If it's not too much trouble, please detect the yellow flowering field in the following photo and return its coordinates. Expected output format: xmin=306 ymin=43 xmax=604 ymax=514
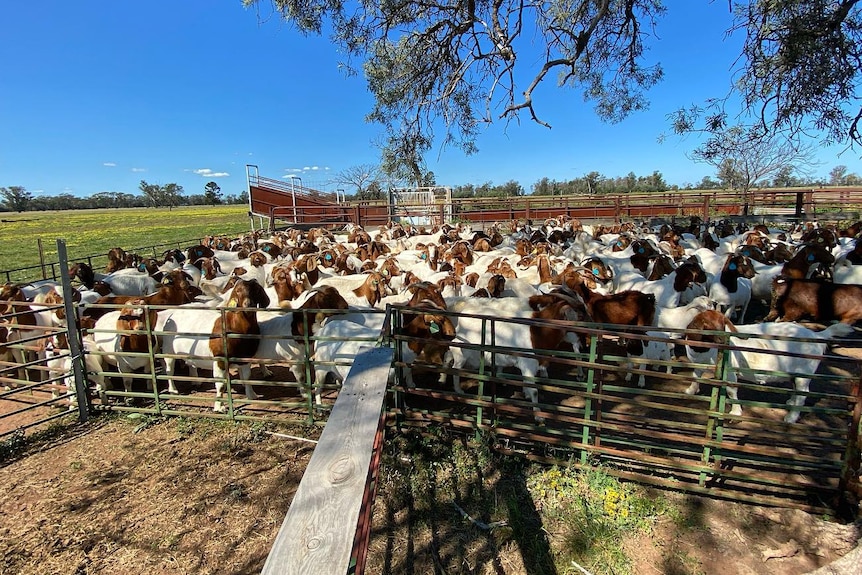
xmin=0 ymin=205 xmax=251 ymax=281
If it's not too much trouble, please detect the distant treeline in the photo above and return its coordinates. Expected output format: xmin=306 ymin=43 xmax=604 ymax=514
xmin=0 ymin=182 xmax=248 ymax=213
xmin=4 ymin=165 xmax=861 ymax=211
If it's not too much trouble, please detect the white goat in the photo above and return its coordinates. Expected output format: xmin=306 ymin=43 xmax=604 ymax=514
xmin=44 ymin=333 xmax=105 ymax=409
xmin=684 ymin=311 xmax=854 ymax=423
xmin=653 ymin=295 xmax=714 ymax=335
xmin=622 ymin=331 xmax=674 ymax=388
xmin=89 ymin=306 xmax=159 ymax=395
xmin=101 ymin=269 xmax=159 ymax=296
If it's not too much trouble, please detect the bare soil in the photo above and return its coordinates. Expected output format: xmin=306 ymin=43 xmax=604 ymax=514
xmin=1 ymin=415 xmax=859 ymax=575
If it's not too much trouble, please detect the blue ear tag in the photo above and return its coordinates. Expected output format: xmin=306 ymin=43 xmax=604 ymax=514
xmin=325 ymin=253 xmax=332 ymax=260
xmin=729 ymin=262 xmax=737 ymax=270
xmin=421 ymin=253 xmax=427 ymax=260
xmin=592 ymin=268 xmax=600 ymax=276
xmin=616 ymin=240 xmax=623 ymax=247
xmin=263 ymin=245 xmax=271 ymax=252
xmin=638 ymin=247 xmax=645 ymax=254
xmin=429 ymin=322 xmax=440 ymax=334
xmin=196 ymin=250 xmax=202 ymax=256
xmin=138 ymin=263 xmax=146 ymax=272
xmin=807 ymin=253 xmax=815 ymax=262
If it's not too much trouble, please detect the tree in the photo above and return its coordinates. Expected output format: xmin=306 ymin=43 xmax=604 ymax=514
xmin=139 ymin=180 xmax=185 ymax=209
xmin=637 ymin=171 xmax=668 ymax=192
xmin=772 ymin=165 xmax=802 ymax=188
xmin=830 ymin=165 xmax=862 ymax=186
xmin=695 ymin=176 xmax=721 ymax=190
xmin=0 ymin=186 xmax=33 ymax=212
xmin=830 ymin=165 xmax=849 ymax=185
xmin=139 ymin=180 xmax=161 ymax=207
xmin=672 ymin=2 xmax=862 ymax=151
xmin=162 ymin=183 xmax=184 ymax=210
xmin=583 ymin=172 xmax=604 ymax=195
xmin=247 ymin=0 xmax=665 ymax=178
xmin=690 ymin=125 xmax=818 ymax=192
xmin=249 ymin=0 xmax=861 ymax=178
xmin=204 ymin=181 xmax=222 ymax=205
xmin=331 ymin=164 xmax=383 ymax=197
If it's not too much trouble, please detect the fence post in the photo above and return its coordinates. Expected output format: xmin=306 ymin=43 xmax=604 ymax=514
xmin=57 ymin=239 xmax=89 ymax=422
xmin=580 ymin=331 xmax=600 ymax=465
xmin=699 ymin=345 xmax=730 ymax=487
xmin=839 ymin=374 xmax=862 ymax=506
xmin=38 ymin=239 xmax=47 ymax=280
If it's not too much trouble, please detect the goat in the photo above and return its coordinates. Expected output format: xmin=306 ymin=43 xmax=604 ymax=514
xmin=653 ymin=295 xmax=714 ymax=335
xmin=622 ymin=330 xmax=675 ymax=388
xmin=89 ymin=302 xmax=161 ymax=397
xmin=0 ymin=283 xmax=52 ymax=383
xmin=315 ymin=271 xmax=391 ymax=307
xmin=312 ymin=300 xmax=456 ymax=404
xmin=764 ymin=276 xmax=862 ymax=324
xmin=750 ymin=243 xmax=836 ymax=303
xmin=158 ymin=279 xmax=271 ymax=411
xmin=82 ymin=270 xmax=202 ymax=322
xmin=707 ymin=253 xmax=756 ymax=322
xmin=683 ymin=310 xmax=854 ymax=422
xmin=447 ymin=292 xmax=588 ymax=422
xmin=44 ymin=331 xmax=106 ymax=409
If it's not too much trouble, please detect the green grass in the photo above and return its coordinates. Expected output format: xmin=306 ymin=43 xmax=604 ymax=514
xmin=377 ymin=427 xmax=672 ymax=575
xmin=526 ymin=464 xmax=667 ymax=574
xmin=0 ymin=205 xmax=252 ymax=281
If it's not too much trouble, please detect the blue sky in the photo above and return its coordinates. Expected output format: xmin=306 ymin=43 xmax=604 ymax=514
xmin=1 ymin=1 xmax=856 ymax=199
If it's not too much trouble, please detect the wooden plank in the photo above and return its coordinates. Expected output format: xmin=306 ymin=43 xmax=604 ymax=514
xmin=261 ymin=346 xmax=393 ymax=575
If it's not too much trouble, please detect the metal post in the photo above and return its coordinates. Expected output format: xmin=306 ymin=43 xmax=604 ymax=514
xmin=38 ymin=239 xmax=47 ymax=280
xmin=246 ymin=164 xmax=258 ymax=232
xmin=57 ymin=239 xmax=89 ymax=422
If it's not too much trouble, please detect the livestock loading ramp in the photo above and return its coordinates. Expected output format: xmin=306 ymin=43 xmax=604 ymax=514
xmin=247 ymin=165 xmax=352 ymax=231
xmin=247 ymin=165 xmax=455 ymax=231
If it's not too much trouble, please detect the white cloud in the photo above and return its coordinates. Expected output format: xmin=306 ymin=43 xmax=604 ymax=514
xmin=283 ymin=166 xmax=330 ymax=177
xmin=194 ymin=168 xmax=230 ymax=178
xmin=103 ymin=162 xmax=116 ymax=167
xmin=131 ymin=167 xmax=146 ymax=173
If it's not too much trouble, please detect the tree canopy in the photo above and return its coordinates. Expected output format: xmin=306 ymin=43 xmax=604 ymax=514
xmin=204 ymin=181 xmax=223 ymax=205
xmin=246 ymin=0 xmax=861 ymax=182
xmin=0 ymin=186 xmax=33 ymax=212
xmin=689 ymin=125 xmax=818 ymax=192
xmin=139 ymin=181 xmax=185 ymax=210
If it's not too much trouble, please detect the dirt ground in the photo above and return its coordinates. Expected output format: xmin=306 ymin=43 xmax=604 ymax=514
xmin=1 ymin=415 xmax=860 ymax=575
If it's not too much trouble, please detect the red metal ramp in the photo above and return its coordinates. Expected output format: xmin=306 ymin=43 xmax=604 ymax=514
xmin=247 ymin=165 xmax=353 ymax=229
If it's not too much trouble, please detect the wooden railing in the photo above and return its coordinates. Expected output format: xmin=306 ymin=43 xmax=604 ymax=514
xmin=260 ymin=347 xmax=393 ymax=575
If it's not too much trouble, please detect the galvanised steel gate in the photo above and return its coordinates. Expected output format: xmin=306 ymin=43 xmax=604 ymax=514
xmin=1 ymin=241 xmax=88 ymax=441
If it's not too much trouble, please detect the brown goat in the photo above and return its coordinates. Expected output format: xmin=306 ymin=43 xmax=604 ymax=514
xmin=764 ymin=276 xmax=862 ymax=324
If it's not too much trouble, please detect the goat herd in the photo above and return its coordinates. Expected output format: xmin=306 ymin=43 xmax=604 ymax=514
xmin=2 ymin=217 xmax=862 ymax=425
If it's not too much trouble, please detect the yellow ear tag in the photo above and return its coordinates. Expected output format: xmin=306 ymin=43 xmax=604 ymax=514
xmin=227 ymin=298 xmax=238 ymax=307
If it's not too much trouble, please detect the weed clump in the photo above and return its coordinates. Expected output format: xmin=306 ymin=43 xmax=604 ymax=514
xmin=527 ymin=464 xmax=667 ymax=574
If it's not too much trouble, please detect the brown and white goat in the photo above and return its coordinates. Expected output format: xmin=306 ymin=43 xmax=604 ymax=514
xmin=764 ymin=276 xmax=862 ymax=324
